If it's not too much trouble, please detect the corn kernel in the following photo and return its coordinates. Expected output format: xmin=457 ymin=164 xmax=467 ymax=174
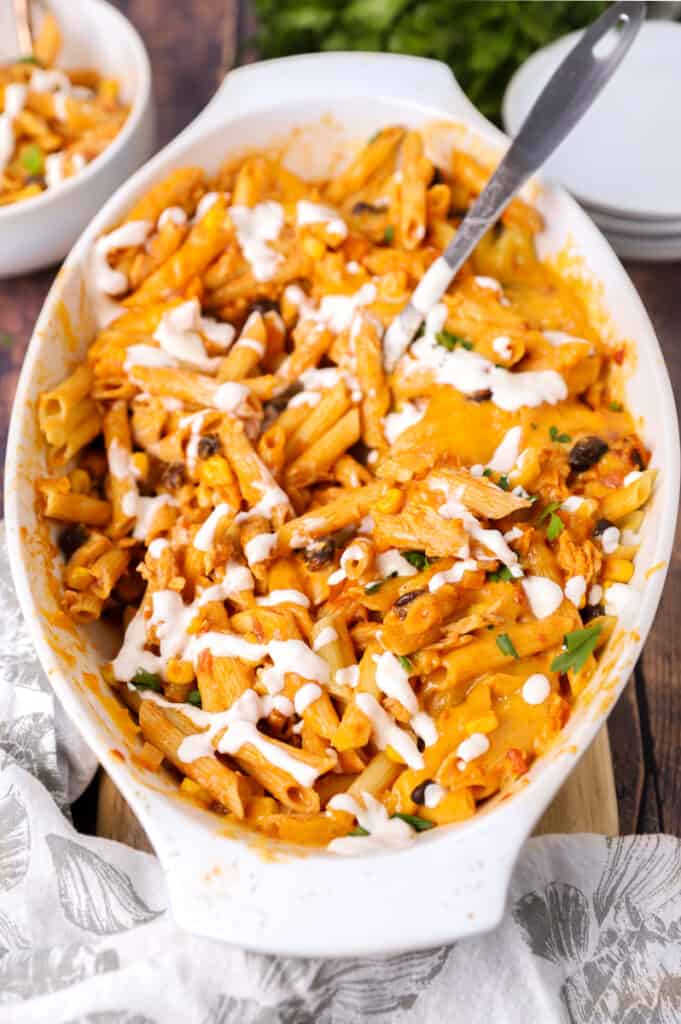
xmin=166 ymin=658 xmax=195 ymax=684
xmin=199 ymin=455 xmax=231 ymax=487
xmin=603 ymin=557 xmax=634 ymax=583
xmin=466 ymin=713 xmax=499 ymax=736
xmin=302 ymin=235 xmax=325 ymax=260
xmin=180 ymin=778 xmax=212 ymax=804
xmin=374 ymin=487 xmax=403 ymax=515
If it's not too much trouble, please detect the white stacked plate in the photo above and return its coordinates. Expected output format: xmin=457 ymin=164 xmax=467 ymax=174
xmin=503 ymin=21 xmax=681 ymax=261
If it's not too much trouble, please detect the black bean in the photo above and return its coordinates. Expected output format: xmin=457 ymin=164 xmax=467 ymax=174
xmin=593 ymin=518 xmax=614 ymax=538
xmin=631 ymin=449 xmax=644 ymax=470
xmin=411 ymin=779 xmax=434 ymax=805
xmin=351 ymin=200 xmax=384 ymax=216
xmin=197 ymin=434 xmax=221 ymax=459
xmin=302 ymin=539 xmax=337 ymax=570
xmin=393 ymin=589 xmax=426 ymax=619
xmin=57 ymin=523 xmax=89 ymax=560
xmin=568 ymin=436 xmax=608 ymax=473
xmin=162 ymin=462 xmax=186 ymax=489
xmin=250 ymin=298 xmax=279 ymax=316
xmin=581 ymin=603 xmax=604 ymax=624
xmin=469 ymin=389 xmax=492 ymax=403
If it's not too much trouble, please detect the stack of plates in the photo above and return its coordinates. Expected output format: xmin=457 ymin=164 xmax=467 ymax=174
xmin=503 ymin=21 xmax=681 ymax=261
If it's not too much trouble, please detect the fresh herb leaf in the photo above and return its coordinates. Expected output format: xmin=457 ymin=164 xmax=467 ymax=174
xmin=364 ymin=571 xmax=398 ymax=595
xmin=391 ymin=812 xmax=435 ymax=832
xmin=549 ymin=425 xmax=571 ymax=444
xmin=435 ymin=329 xmax=472 ymax=351
xmin=496 ymin=633 xmax=519 ymax=659
xmin=0 ymin=332 xmax=14 ymax=348
xmin=498 ymin=474 xmax=510 ymax=491
xmin=487 ymin=566 xmax=513 ymax=583
xmin=482 ymin=468 xmax=493 ymax=478
xmin=537 ymin=500 xmax=561 ymax=525
xmin=131 ymin=668 xmax=162 ymax=691
xmin=398 ymin=654 xmax=413 ymax=673
xmin=17 ymin=54 xmax=40 ymax=65
xmin=20 ymin=143 xmax=43 ymax=176
xmin=550 ymin=624 xmax=602 ymax=674
xmin=187 ymin=688 xmax=202 ymax=706
xmin=254 ymin=1 xmax=608 ymax=126
xmin=401 ymin=550 xmax=433 ymax=571
xmin=609 ymin=400 xmax=623 ymax=412
xmin=546 ymin=512 xmax=565 ymax=541
xmin=383 ymin=224 xmax=395 ymax=244
xmin=414 ymin=322 xmax=426 ymax=340
xmin=349 ymin=826 xmax=369 ymax=836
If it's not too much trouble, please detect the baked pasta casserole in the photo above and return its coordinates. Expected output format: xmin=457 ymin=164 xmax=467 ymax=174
xmin=36 ymin=126 xmax=654 ymax=851
xmin=0 ymin=13 xmax=129 ymax=205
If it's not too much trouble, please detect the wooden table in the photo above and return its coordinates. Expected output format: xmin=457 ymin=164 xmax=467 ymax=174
xmin=0 ymin=1 xmax=678 ymax=838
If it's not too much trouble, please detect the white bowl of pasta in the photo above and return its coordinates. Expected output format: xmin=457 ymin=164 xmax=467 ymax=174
xmin=5 ymin=52 xmax=679 ymax=956
xmin=0 ymin=0 xmax=154 ymax=276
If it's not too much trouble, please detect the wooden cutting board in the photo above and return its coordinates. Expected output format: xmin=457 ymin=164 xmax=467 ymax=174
xmin=96 ymin=725 xmax=618 ymax=852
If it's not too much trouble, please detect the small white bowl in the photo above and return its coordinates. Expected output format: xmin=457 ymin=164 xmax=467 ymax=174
xmin=0 ymin=0 xmax=155 ymax=278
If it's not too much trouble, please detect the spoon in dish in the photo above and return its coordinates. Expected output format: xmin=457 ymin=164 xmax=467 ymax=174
xmin=382 ymin=0 xmax=646 ymax=370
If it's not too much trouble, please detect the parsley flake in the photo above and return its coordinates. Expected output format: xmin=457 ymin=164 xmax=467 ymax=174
xmin=364 ymin=571 xmax=398 ymax=595
xmin=401 ymin=550 xmax=433 ymax=571
xmin=435 ymin=329 xmax=473 ymax=351
xmin=549 ymin=425 xmax=572 ymax=444
xmin=187 ymin=689 xmax=202 ymax=706
xmin=487 ymin=566 xmax=513 ymax=583
xmin=550 ymin=624 xmax=602 ymax=674
xmin=391 ymin=812 xmax=434 ymax=831
xmin=609 ymin=400 xmax=624 ymax=412
xmin=496 ymin=633 xmax=519 ymax=659
xmin=398 ymin=654 xmax=414 ymax=673
xmin=349 ymin=826 xmax=369 ymax=836
xmin=383 ymin=225 xmax=395 ymax=244
xmin=21 ymin=143 xmax=44 ymax=176
xmin=498 ymin=474 xmax=511 ymax=491
xmin=131 ymin=668 xmax=162 ymax=691
xmin=546 ymin=512 xmax=565 ymax=541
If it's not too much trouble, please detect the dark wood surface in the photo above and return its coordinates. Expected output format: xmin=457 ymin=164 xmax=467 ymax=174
xmin=3 ymin=2 xmax=679 ymax=836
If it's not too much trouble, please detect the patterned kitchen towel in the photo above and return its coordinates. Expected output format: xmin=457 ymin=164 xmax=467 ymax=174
xmin=2 ymin=524 xmax=681 ymax=1024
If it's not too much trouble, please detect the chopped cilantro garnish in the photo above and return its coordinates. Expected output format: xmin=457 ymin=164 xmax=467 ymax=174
xmin=482 ymin=468 xmax=493 ymax=478
xmin=609 ymin=400 xmax=623 ymax=412
xmin=21 ymin=143 xmax=44 ymax=176
xmin=435 ymin=329 xmax=472 ymax=351
xmin=383 ymin=224 xmax=395 ymax=244
xmin=391 ymin=812 xmax=435 ymax=831
xmin=487 ymin=566 xmax=513 ymax=583
xmin=364 ymin=571 xmax=398 ymax=595
xmin=398 ymin=654 xmax=414 ymax=673
xmin=401 ymin=550 xmax=433 ymax=571
xmin=496 ymin=633 xmax=519 ymax=659
xmin=131 ymin=668 xmax=162 ymax=691
xmin=349 ymin=826 xmax=369 ymax=836
xmin=550 ymin=624 xmax=602 ymax=674
xmin=498 ymin=474 xmax=510 ymax=491
xmin=187 ymin=689 xmax=202 ymax=706
xmin=537 ymin=500 xmax=561 ymax=524
xmin=549 ymin=425 xmax=571 ymax=444
xmin=546 ymin=512 xmax=565 ymax=541
xmin=17 ymin=54 xmax=40 ymax=65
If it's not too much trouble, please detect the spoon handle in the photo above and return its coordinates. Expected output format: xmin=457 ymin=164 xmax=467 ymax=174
xmin=383 ymin=0 xmax=646 ymax=370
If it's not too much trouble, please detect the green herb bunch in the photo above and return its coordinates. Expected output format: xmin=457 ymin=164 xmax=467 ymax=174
xmin=253 ymin=1 xmax=608 ymax=123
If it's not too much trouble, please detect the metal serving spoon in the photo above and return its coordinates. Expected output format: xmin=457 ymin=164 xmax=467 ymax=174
xmin=382 ymin=0 xmax=646 ymax=370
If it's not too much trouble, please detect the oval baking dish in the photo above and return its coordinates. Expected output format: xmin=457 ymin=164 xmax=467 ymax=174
xmin=5 ymin=53 xmax=679 ymax=956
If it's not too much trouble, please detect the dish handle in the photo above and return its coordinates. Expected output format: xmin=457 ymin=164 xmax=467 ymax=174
xmin=192 ymin=51 xmax=502 ymax=139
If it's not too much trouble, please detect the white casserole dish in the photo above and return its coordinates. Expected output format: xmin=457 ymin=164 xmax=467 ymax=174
xmin=5 ymin=53 xmax=679 ymax=957
xmin=0 ymin=0 xmax=155 ymax=277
